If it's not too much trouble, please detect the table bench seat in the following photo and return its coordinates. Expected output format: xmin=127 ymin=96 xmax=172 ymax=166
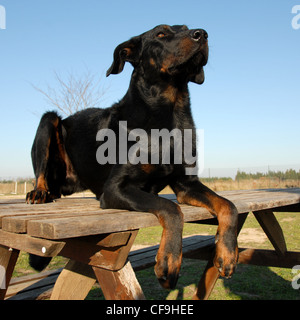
xmin=5 ymin=235 xmax=215 ymax=300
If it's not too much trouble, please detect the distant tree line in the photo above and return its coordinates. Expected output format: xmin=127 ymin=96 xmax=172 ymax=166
xmin=201 ymin=169 xmax=300 ymax=182
xmin=235 ymin=169 xmax=300 ymax=180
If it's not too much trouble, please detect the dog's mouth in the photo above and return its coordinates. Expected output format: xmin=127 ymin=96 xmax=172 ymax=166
xmin=192 ymin=50 xmax=208 ymax=68
xmin=179 ymin=31 xmax=209 ymax=69
xmin=165 ymin=39 xmax=208 ymax=76
xmin=183 ymin=44 xmax=208 ymax=84
xmin=190 ymin=39 xmax=209 ymax=66
xmin=167 ymin=46 xmax=208 ymax=80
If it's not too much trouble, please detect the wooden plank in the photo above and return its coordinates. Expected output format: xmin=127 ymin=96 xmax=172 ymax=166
xmin=50 ymin=260 xmax=96 ymax=300
xmin=1 ymin=188 xmax=300 ymax=211
xmin=220 ymin=189 xmax=300 ymax=209
xmin=93 ymin=231 xmax=133 ymax=247
xmin=0 ymin=198 xmax=98 ymax=212
xmin=27 ymin=211 xmax=159 ymax=239
xmin=26 ymin=205 xmax=216 ymax=239
xmin=0 ymin=204 xmax=99 ymax=216
xmin=93 ymin=261 xmax=145 ymax=300
xmin=238 ymin=248 xmax=300 ymax=268
xmin=24 ymin=202 xmax=250 ymax=240
xmin=0 ymin=205 xmax=106 ymax=229
xmin=8 ymin=284 xmax=54 ymax=300
xmin=8 ymin=268 xmax=62 ymax=287
xmin=129 ymin=235 xmax=215 ymax=271
xmin=0 ymin=198 xmax=100 ymax=223
xmin=0 ymin=199 xmax=25 ymax=205
xmin=1 ymin=209 xmax=127 ymax=233
xmin=181 ymin=245 xmax=300 ymax=269
xmin=0 ymin=230 xmax=65 ymax=257
xmin=60 ymin=230 xmax=138 ymax=270
xmin=273 ymin=203 xmax=300 ymax=212
xmin=54 ymin=196 xmax=97 ymax=202
xmin=5 ymin=269 xmax=62 ymax=300
xmin=221 ymin=188 xmax=300 ymax=197
xmin=20 ymin=201 xmax=276 ymax=239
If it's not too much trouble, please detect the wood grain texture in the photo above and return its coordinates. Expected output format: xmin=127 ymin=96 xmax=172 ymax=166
xmin=1 ymin=189 xmax=300 ymax=239
xmin=50 ymin=260 xmax=96 ymax=300
xmin=0 ymin=230 xmax=65 ymax=257
xmin=93 ymin=261 xmax=145 ymax=300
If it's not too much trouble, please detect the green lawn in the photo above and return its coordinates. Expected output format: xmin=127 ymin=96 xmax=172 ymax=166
xmin=12 ymin=211 xmax=300 ymax=300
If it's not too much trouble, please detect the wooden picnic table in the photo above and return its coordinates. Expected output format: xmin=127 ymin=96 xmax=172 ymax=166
xmin=0 ymin=188 xmax=300 ymax=300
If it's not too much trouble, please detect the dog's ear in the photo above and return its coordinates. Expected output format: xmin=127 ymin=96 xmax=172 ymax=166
xmin=189 ymin=67 xmax=205 ymax=85
xmin=106 ymin=36 xmax=141 ymax=76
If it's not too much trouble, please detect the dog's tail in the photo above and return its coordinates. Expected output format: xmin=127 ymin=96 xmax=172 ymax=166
xmin=29 ymin=254 xmax=52 ymax=271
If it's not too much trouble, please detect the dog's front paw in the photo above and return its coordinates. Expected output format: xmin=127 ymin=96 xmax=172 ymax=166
xmin=154 ymin=249 xmax=182 ymax=290
xmin=26 ymin=189 xmax=49 ymax=204
xmin=213 ymin=233 xmax=238 ymax=278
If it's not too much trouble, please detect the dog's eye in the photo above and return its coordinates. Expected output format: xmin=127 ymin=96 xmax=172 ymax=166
xmin=157 ymin=32 xmax=166 ymax=38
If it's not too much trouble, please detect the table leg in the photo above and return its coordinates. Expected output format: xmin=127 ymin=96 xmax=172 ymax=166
xmin=93 ymin=260 xmax=145 ymax=300
xmin=50 ymin=260 xmax=96 ymax=300
xmin=0 ymin=245 xmax=19 ymax=300
xmin=193 ymin=213 xmax=248 ymax=300
xmin=192 ymin=259 xmax=219 ymax=300
xmin=51 ymin=230 xmax=142 ymax=300
xmin=253 ymin=210 xmax=287 ymax=256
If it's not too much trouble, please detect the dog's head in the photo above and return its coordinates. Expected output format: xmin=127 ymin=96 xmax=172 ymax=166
xmin=106 ymin=24 xmax=208 ymax=85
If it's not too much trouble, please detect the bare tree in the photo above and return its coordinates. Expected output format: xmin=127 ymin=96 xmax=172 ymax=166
xmin=33 ymin=69 xmax=108 ymax=117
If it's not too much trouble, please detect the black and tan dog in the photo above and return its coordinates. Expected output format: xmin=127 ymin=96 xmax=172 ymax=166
xmin=27 ymin=25 xmax=238 ymax=289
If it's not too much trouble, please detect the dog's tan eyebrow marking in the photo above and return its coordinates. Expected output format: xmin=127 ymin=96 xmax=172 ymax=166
xmin=149 ymin=58 xmax=156 ymax=66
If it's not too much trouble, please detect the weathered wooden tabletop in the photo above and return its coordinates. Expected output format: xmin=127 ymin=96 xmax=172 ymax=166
xmin=0 ymin=188 xmax=300 ymax=240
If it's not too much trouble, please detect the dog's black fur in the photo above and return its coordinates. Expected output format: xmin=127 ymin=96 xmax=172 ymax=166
xmin=27 ymin=25 xmax=238 ymax=289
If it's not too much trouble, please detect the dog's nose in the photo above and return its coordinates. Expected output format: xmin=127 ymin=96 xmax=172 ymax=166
xmin=191 ymin=29 xmax=208 ymax=42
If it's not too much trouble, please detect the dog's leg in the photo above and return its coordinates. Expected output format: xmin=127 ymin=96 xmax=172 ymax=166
xmin=172 ymin=177 xmax=238 ymax=278
xmin=26 ymin=112 xmax=63 ymax=204
xmin=100 ymin=173 xmax=184 ymax=290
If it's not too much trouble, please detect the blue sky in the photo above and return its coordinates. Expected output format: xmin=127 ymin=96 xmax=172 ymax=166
xmin=0 ymin=0 xmax=300 ymax=179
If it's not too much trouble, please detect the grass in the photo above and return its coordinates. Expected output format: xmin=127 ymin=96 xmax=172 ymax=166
xmin=11 ymin=211 xmax=300 ymax=300
xmin=127 ymin=212 xmax=300 ymax=300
